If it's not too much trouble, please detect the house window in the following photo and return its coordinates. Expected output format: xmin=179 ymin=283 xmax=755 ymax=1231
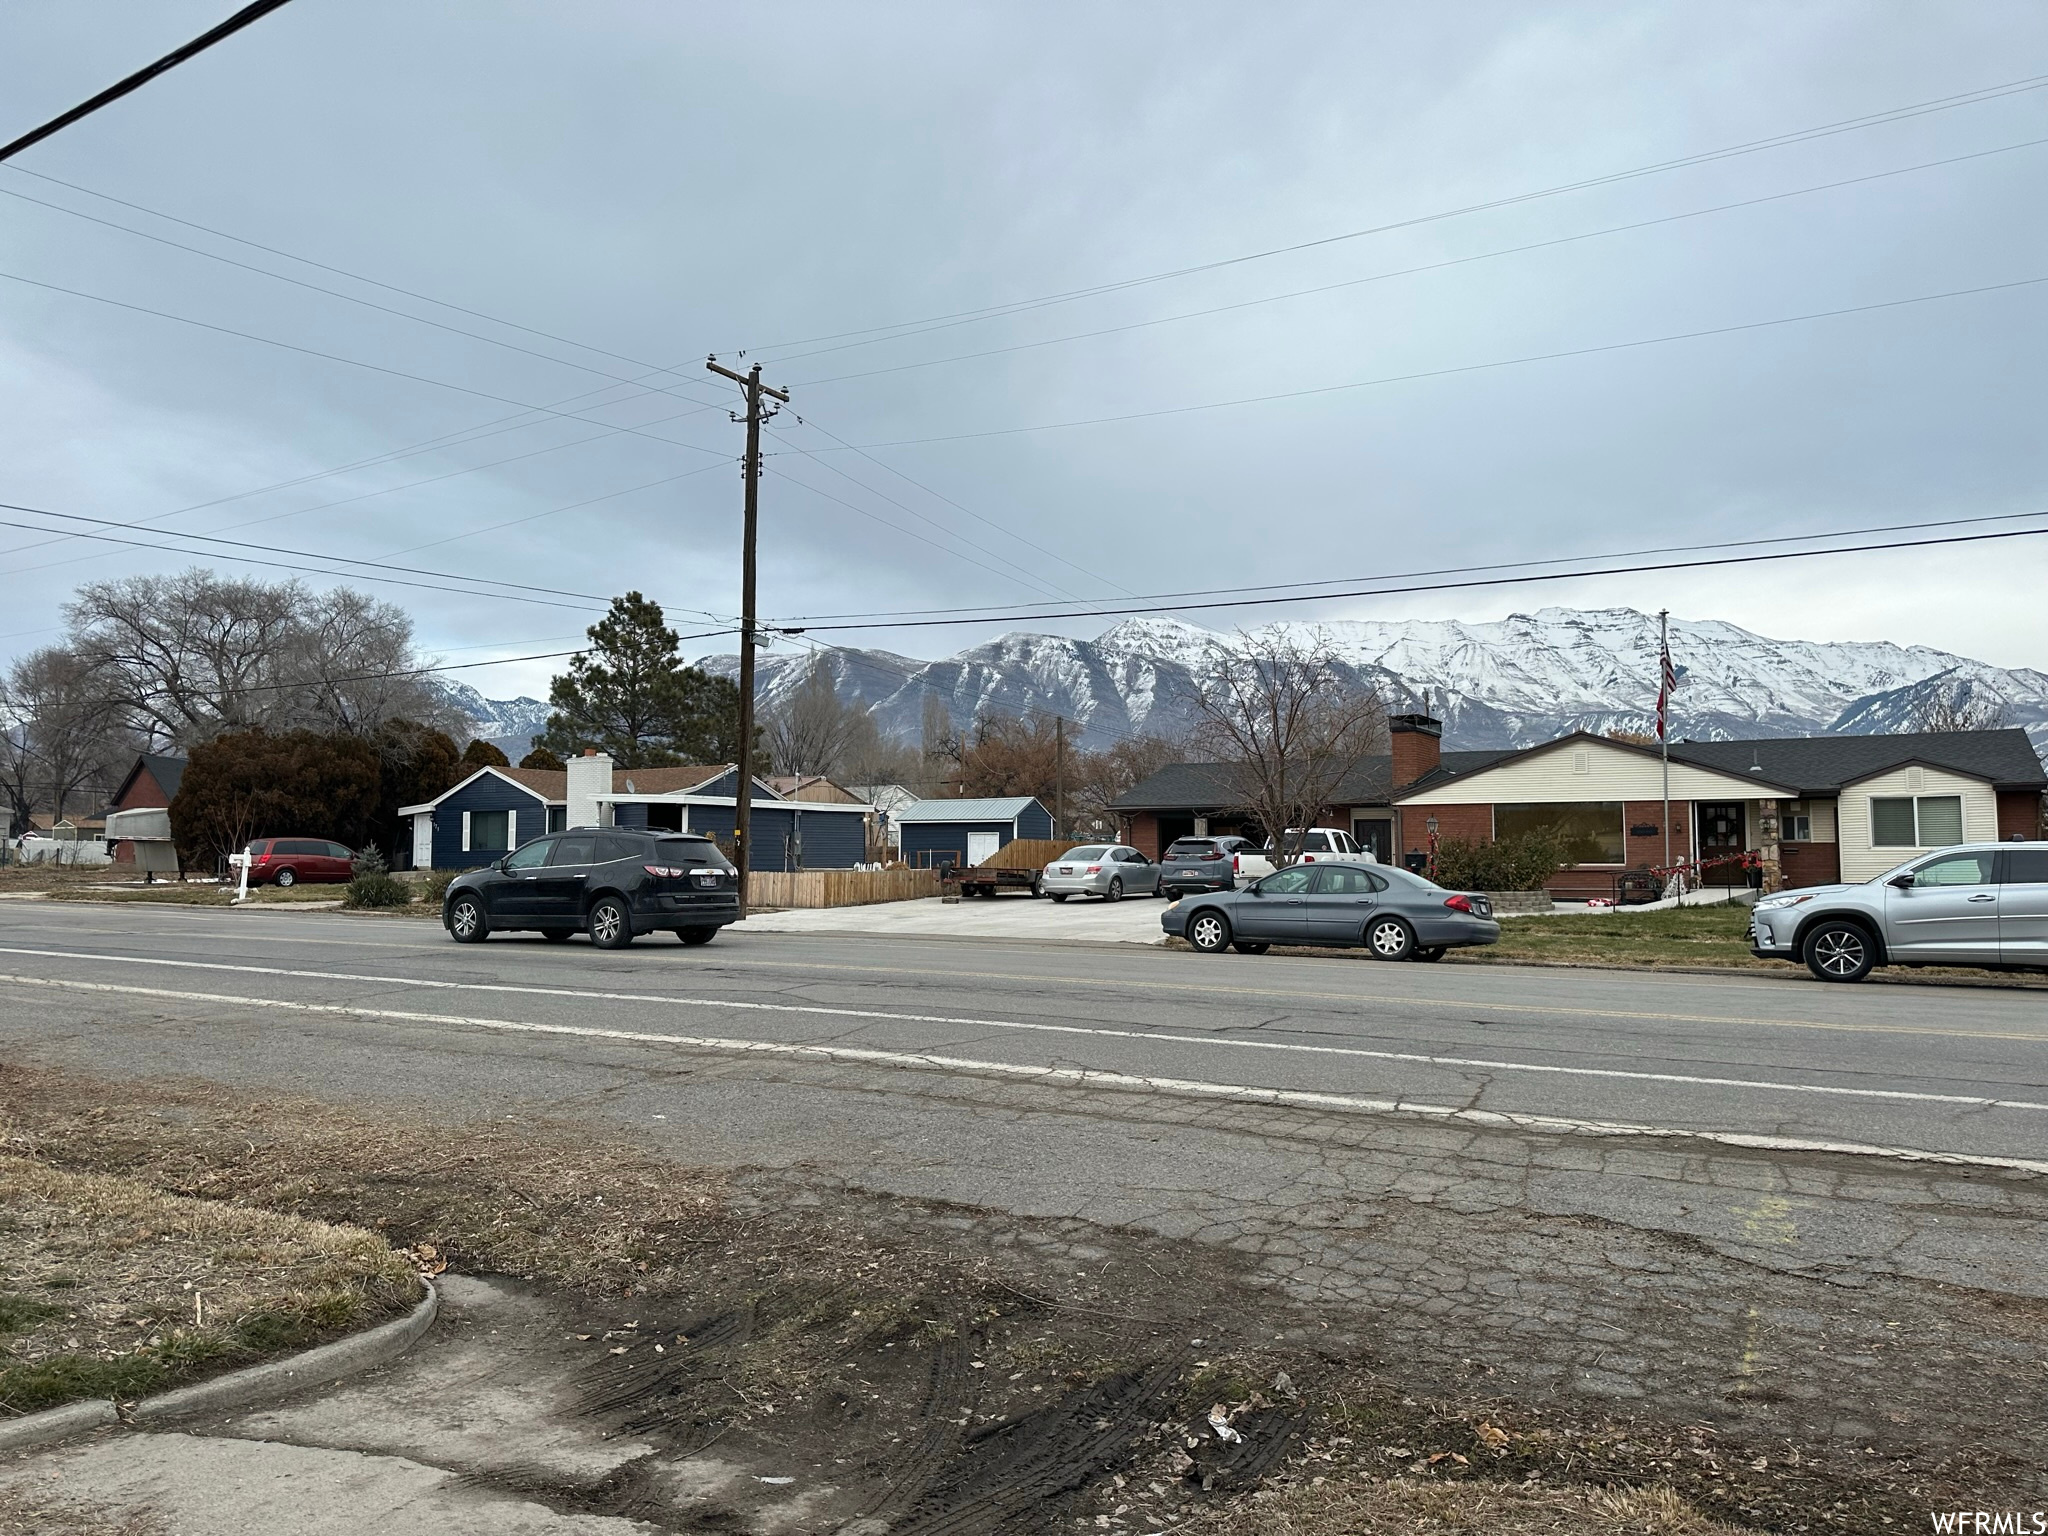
xmin=1495 ymin=802 xmax=1625 ymax=865
xmin=469 ymin=809 xmax=511 ymax=852
xmin=1870 ymin=794 xmax=1964 ymax=848
xmin=1783 ymin=800 xmax=1812 ymax=842
xmin=547 ymin=806 xmax=566 ymax=834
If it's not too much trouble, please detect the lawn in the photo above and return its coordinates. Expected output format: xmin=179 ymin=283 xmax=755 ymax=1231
xmin=1472 ymin=903 xmax=1762 ymax=969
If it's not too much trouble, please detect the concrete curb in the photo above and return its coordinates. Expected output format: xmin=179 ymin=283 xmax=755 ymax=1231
xmin=0 ymin=1280 xmax=438 ymax=1456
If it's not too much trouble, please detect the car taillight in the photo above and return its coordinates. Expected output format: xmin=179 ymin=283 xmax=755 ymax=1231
xmin=1199 ymin=851 xmax=1221 ymax=861
xmin=1444 ymin=894 xmax=1475 ymax=913
xmin=1085 ymin=864 xmax=1102 ymax=873
xmin=256 ymin=853 xmax=272 ymax=864
xmin=1232 ymin=854 xmax=1241 ymax=872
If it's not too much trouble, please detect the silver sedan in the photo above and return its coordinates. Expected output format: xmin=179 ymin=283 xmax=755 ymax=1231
xmin=1040 ymin=844 xmax=1161 ymax=902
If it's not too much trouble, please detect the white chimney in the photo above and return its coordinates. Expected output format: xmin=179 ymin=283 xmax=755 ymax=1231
xmin=566 ymin=749 xmax=613 ymax=829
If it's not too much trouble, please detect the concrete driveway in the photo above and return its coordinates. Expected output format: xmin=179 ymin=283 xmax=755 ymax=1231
xmin=740 ymin=891 xmax=1169 ymax=944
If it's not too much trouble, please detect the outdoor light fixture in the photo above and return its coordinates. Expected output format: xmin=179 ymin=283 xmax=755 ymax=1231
xmin=1426 ymin=816 xmax=1439 ymax=835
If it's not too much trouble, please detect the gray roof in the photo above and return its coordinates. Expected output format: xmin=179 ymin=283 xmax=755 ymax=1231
xmin=1111 ymin=752 xmax=1517 ymax=813
xmin=1668 ymin=729 xmax=2045 ymax=793
xmin=891 ymin=796 xmax=1044 ymax=823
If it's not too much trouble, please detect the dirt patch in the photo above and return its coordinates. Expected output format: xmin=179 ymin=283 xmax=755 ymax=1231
xmin=0 ymin=1486 xmax=164 ymax=1536
xmin=0 ymin=1152 xmax=417 ymax=1414
xmin=0 ymin=1062 xmax=2033 ymax=1531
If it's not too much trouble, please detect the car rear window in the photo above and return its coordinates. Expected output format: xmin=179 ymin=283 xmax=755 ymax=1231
xmin=659 ymin=837 xmax=734 ymax=870
xmin=1164 ymin=840 xmax=1216 ymax=858
xmin=1061 ymin=846 xmax=1109 ymax=860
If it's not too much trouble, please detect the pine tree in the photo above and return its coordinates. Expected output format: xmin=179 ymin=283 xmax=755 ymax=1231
xmin=537 ymin=593 xmax=747 ymax=769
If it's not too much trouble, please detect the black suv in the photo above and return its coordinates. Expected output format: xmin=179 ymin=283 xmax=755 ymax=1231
xmin=442 ymin=827 xmax=740 ymax=949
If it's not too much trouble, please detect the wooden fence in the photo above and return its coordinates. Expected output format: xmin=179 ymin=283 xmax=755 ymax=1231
xmin=748 ymin=867 xmax=942 ymax=909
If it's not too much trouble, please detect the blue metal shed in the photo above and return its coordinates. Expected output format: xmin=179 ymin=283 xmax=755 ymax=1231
xmin=893 ymin=796 xmax=1053 ymax=870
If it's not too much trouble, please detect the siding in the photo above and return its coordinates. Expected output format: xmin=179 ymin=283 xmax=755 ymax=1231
xmin=1837 ymin=766 xmax=1998 ymax=882
xmin=681 ymin=803 xmax=864 ymax=870
xmin=1398 ymin=737 xmax=1784 ymax=806
xmin=429 ymin=775 xmax=550 ymax=870
xmin=901 ymin=819 xmax=1014 ymax=868
xmin=1016 ymin=801 xmax=1054 ymax=840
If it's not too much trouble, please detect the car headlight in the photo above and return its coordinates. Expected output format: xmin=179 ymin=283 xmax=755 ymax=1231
xmin=1166 ymin=899 xmax=1181 ymax=910
xmin=1754 ymin=893 xmax=1814 ymax=912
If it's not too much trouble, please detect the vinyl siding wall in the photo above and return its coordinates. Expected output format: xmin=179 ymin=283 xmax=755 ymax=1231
xmin=679 ymin=803 xmax=865 ymax=870
xmin=427 ymin=776 xmax=550 ymax=870
xmin=901 ymin=820 xmax=1014 ymax=867
xmin=1016 ymin=802 xmax=1054 ymax=840
xmin=1838 ymin=766 xmax=1999 ymax=882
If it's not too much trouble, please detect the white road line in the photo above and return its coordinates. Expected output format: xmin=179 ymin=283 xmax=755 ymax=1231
xmin=7 ymin=971 xmax=2044 ymax=1177
xmin=1 ymin=949 xmax=2043 ymax=1114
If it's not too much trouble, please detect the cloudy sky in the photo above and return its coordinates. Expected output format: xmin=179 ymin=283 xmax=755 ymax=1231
xmin=3 ymin=1 xmax=2046 ymax=699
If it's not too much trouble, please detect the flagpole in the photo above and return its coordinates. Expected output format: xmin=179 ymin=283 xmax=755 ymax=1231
xmin=1659 ymin=608 xmax=1672 ymax=895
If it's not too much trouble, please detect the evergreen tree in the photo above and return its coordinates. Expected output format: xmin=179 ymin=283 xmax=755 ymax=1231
xmin=518 ymin=746 xmax=565 ymax=771
xmin=461 ymin=738 xmax=511 ymax=769
xmin=537 ymin=593 xmax=747 ymax=769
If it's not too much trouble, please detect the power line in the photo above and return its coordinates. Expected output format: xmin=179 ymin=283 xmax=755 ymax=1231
xmin=0 ymin=0 xmax=299 ymax=164
xmin=0 ymin=266 xmax=735 ymax=459
xmin=741 ymin=71 xmax=2048 ymax=363
xmin=775 ymin=509 xmax=2048 ymax=625
xmin=787 ymin=523 xmax=2048 ymax=633
xmin=787 ymin=135 xmax=2048 ymax=391
xmin=793 ymin=271 xmax=2048 ymax=452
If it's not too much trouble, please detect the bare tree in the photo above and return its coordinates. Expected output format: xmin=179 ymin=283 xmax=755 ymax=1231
xmin=765 ymin=659 xmax=866 ymax=777
xmin=1909 ymin=673 xmax=2012 ymax=733
xmin=1186 ymin=628 xmax=1388 ymax=863
xmin=64 ymin=569 xmax=458 ymax=750
xmin=0 ymin=647 xmax=130 ymax=832
xmin=1070 ymin=733 xmax=1185 ymax=839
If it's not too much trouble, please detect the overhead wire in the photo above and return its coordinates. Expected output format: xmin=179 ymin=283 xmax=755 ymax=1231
xmin=741 ymin=70 xmax=2048 ymax=363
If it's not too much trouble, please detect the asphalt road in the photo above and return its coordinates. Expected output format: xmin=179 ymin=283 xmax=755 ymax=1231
xmin=2 ymin=900 xmax=2043 ymax=1168
xmin=7 ymin=898 xmax=2048 ymax=1460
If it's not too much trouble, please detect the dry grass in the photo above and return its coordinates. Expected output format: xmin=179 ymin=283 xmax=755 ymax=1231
xmin=1180 ymin=1474 xmax=1748 ymax=1535
xmin=0 ymin=1152 xmax=418 ymax=1413
xmin=1477 ymin=905 xmax=1761 ymax=968
xmin=0 ymin=1487 xmax=165 ymax=1536
xmin=42 ymin=881 xmax=352 ymax=908
xmin=0 ymin=1064 xmax=724 ymax=1302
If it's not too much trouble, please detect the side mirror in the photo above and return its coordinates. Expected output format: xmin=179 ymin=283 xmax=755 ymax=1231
xmin=1889 ymin=873 xmax=1916 ymax=890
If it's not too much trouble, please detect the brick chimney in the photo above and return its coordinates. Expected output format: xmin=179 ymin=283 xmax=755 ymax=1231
xmin=1389 ymin=713 xmax=1442 ymax=788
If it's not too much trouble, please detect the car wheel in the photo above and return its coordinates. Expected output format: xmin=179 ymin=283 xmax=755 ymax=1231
xmin=1803 ymin=920 xmax=1874 ymax=982
xmin=274 ymin=867 xmax=296 ymax=888
xmin=1187 ymin=909 xmax=1231 ymax=953
xmin=1233 ymin=941 xmax=1269 ymax=955
xmin=588 ymin=897 xmax=633 ymax=950
xmin=1415 ymin=945 xmax=1446 ymax=962
xmin=1367 ymin=916 xmax=1416 ymax=961
xmin=1050 ymin=893 xmax=1068 ymax=903
xmin=448 ymin=895 xmax=488 ymax=944
xmin=677 ymin=927 xmax=716 ymax=946
xmin=1105 ymin=877 xmax=1123 ymax=903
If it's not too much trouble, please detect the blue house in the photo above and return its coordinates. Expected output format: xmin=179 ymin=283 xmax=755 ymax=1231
xmin=598 ymin=765 xmax=870 ymax=871
xmin=892 ymin=796 xmax=1054 ymax=870
xmin=399 ymin=767 xmax=566 ymax=871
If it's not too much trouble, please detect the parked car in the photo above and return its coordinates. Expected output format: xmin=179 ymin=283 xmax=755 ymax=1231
xmin=1230 ymin=827 xmax=1373 ymax=882
xmin=1040 ymin=844 xmax=1161 ymax=902
xmin=1748 ymin=841 xmax=2048 ymax=982
xmin=442 ymin=828 xmax=740 ymax=949
xmin=1158 ymin=835 xmax=1259 ymax=899
xmin=1162 ymin=860 xmax=1498 ymax=958
xmin=246 ymin=837 xmax=357 ymax=887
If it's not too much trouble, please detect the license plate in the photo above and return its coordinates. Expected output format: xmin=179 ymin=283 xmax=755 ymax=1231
xmin=1058 ymin=866 xmax=1073 ymax=874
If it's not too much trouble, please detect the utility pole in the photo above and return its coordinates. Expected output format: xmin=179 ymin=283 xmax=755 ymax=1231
xmin=1659 ymin=608 xmax=1673 ymax=893
xmin=1054 ymin=716 xmax=1066 ymax=841
xmin=706 ymin=357 xmax=789 ymax=917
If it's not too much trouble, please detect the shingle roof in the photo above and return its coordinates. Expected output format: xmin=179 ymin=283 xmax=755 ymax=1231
xmin=1111 ymin=752 xmax=1518 ymax=812
xmin=498 ymin=767 xmax=567 ymax=799
xmin=140 ymin=753 xmax=186 ymax=800
xmin=892 ymin=796 xmax=1043 ymax=822
xmin=606 ymin=764 xmax=732 ymax=795
xmin=1668 ymin=729 xmax=2045 ymax=793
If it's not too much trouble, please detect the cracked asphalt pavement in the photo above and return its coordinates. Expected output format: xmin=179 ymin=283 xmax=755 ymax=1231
xmin=2 ymin=901 xmax=2045 ymax=1498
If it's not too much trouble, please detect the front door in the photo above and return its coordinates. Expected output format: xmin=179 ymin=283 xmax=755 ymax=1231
xmin=1695 ymin=802 xmax=1747 ymax=883
xmin=1234 ymin=865 xmax=1313 ymax=941
xmin=1883 ymin=848 xmax=2002 ymax=961
xmin=412 ymin=813 xmax=433 ymax=871
xmin=1999 ymin=847 xmax=2048 ymax=963
xmin=1352 ymin=819 xmax=1393 ymax=863
xmin=966 ymin=831 xmax=1001 ymax=866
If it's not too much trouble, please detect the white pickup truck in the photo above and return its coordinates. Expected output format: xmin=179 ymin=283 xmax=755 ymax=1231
xmin=1230 ymin=827 xmax=1375 ymax=881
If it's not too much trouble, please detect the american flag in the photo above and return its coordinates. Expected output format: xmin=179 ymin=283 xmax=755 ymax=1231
xmin=1656 ymin=638 xmax=1680 ymax=739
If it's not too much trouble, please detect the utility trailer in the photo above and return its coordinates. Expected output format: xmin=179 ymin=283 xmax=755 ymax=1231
xmin=947 ymin=838 xmax=1071 ymax=898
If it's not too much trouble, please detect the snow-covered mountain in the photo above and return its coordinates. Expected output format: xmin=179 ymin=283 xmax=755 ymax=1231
xmin=690 ymin=607 xmax=2048 ymax=756
xmin=441 ymin=682 xmax=551 ymax=758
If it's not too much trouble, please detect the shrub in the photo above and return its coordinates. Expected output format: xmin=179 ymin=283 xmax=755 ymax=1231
xmin=415 ymin=869 xmax=458 ymax=907
xmin=1431 ymin=828 xmax=1570 ymax=892
xmin=341 ymin=847 xmax=413 ymax=909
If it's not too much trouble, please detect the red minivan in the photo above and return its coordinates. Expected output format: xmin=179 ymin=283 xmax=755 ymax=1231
xmin=248 ymin=838 xmax=356 ymax=887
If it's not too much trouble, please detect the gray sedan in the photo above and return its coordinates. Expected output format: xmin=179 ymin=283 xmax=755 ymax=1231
xmin=1161 ymin=861 xmax=1499 ymax=958
xmin=1041 ymin=844 xmax=1161 ymax=902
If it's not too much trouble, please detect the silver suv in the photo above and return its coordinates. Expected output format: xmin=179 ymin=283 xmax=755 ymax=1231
xmin=1749 ymin=841 xmax=2048 ymax=982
